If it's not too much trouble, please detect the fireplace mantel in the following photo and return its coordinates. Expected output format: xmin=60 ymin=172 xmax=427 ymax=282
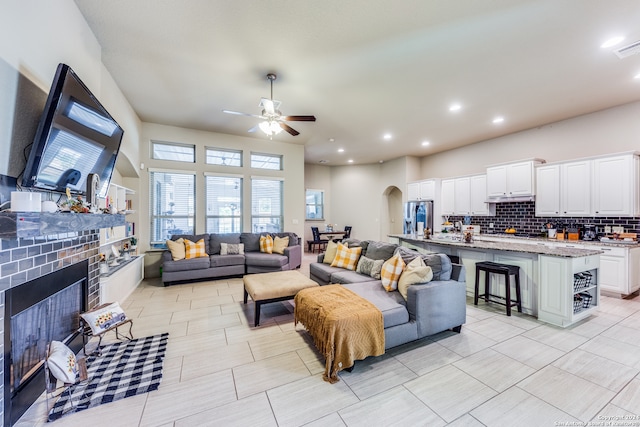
xmin=0 ymin=212 xmax=125 ymax=238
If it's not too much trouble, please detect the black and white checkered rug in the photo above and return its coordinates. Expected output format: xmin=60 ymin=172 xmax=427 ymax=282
xmin=48 ymin=333 xmax=169 ymax=422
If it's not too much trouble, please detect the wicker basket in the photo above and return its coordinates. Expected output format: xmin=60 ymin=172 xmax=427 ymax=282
xmin=573 ymin=294 xmax=583 ymax=313
xmin=579 ymin=292 xmax=593 ymax=309
xmin=573 ymin=272 xmax=592 ymax=292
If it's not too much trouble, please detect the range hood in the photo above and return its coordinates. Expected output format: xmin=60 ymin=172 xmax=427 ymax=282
xmin=486 ymin=195 xmax=535 ymax=203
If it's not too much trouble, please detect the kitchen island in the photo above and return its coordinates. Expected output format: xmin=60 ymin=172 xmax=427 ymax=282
xmin=388 ymin=234 xmax=604 ymax=327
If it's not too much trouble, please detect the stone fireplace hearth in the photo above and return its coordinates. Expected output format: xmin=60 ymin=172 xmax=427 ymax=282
xmin=0 ymin=230 xmax=101 ymax=426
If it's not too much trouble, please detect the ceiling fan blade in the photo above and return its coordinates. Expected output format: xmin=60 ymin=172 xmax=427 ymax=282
xmin=279 ymin=122 xmax=300 ymax=136
xmin=222 ymin=109 xmax=264 ymax=119
xmin=282 ymin=115 xmax=316 ymax=122
xmin=260 ymin=98 xmax=276 ymax=115
xmin=248 ymin=125 xmax=259 ymax=133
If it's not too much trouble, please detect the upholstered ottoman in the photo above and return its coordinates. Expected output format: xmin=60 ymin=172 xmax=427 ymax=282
xmin=243 ymin=270 xmax=318 ymax=326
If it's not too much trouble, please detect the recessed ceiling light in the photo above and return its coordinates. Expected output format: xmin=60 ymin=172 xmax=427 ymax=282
xmin=601 ymin=36 xmax=624 ymax=48
xmin=329 ymin=138 xmax=335 ymax=142
xmin=449 ymin=104 xmax=462 ymax=112
xmin=634 ymin=72 xmax=640 ymax=79
xmin=421 ymin=141 xmax=430 ymax=146
xmin=348 ymin=159 xmax=354 ymax=163
xmin=493 ymin=116 xmax=505 ymax=124
xmin=379 ymin=160 xmax=384 ymax=164
xmin=383 ymin=133 xmax=392 ymax=140
xmin=338 ymin=148 xmax=344 ymax=153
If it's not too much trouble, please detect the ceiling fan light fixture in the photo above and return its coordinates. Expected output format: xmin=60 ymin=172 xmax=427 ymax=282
xmin=259 ymin=120 xmax=283 ymax=136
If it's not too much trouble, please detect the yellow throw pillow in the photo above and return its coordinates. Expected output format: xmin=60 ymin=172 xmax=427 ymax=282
xmin=166 ymin=238 xmax=185 ymax=261
xmin=259 ymin=234 xmax=274 ymax=254
xmin=184 ymin=238 xmax=208 ymax=259
xmin=381 ymin=253 xmax=406 ymax=292
xmin=273 ymin=236 xmax=289 ymax=254
xmin=323 ymin=240 xmax=339 ymax=264
xmin=330 ymin=243 xmax=362 ymax=271
xmin=398 ymin=257 xmax=433 ymax=299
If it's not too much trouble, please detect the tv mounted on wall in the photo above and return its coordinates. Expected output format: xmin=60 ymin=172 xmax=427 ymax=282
xmin=22 ymin=63 xmax=124 ymax=198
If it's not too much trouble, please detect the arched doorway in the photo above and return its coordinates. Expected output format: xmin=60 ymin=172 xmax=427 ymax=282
xmin=380 ymin=185 xmax=403 ymax=241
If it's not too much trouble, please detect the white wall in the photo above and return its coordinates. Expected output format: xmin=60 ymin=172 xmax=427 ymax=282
xmin=138 ymin=123 xmax=306 ymax=253
xmin=303 ymin=163 xmax=332 ymax=244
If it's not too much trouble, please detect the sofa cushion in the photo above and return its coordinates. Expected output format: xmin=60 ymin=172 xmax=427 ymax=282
xmin=323 ymin=240 xmax=339 ymax=264
xmin=364 ymin=241 xmax=397 ymax=261
xmin=210 ymin=233 xmax=241 ymax=255
xmin=240 ymin=233 xmax=261 ymax=252
xmin=162 ymin=257 xmax=211 ymax=272
xmin=394 ymin=247 xmax=451 ymax=281
xmin=330 ymin=243 xmax=362 ymax=271
xmin=342 ymin=238 xmax=362 ymax=248
xmin=210 ymin=254 xmax=245 ymax=268
xmin=398 ymin=257 xmax=433 ymax=300
xmin=356 ymin=255 xmax=385 ymax=280
xmin=381 ymin=253 xmax=405 ymax=291
xmin=343 ymin=282 xmax=409 ymax=329
xmin=310 ymin=262 xmax=344 ymax=284
xmin=171 ymin=234 xmax=209 ymax=254
xmin=330 ymin=270 xmax=377 ymax=284
xmin=273 ymin=236 xmax=289 ymax=254
xmin=244 ymin=252 xmax=288 ymax=268
xmin=272 ymin=232 xmax=299 ymax=246
xmin=166 ymin=238 xmax=185 ymax=260
xmin=184 ymin=239 xmax=208 ymax=259
xmin=220 ymin=243 xmax=244 ymax=255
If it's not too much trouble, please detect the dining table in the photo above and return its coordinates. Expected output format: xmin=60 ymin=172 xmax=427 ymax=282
xmin=318 ymin=230 xmax=346 ymax=242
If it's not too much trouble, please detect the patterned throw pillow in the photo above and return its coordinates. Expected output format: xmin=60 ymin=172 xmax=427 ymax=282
xmin=398 ymin=257 xmax=433 ymax=300
xmin=260 ymin=234 xmax=274 ymax=254
xmin=184 ymin=238 xmax=208 ymax=259
xmin=323 ymin=240 xmax=340 ymax=264
xmin=47 ymin=341 xmax=78 ymax=384
xmin=273 ymin=236 xmax=289 ymax=254
xmin=356 ymin=255 xmax=385 ymax=279
xmin=330 ymin=243 xmax=362 ymax=271
xmin=80 ymin=302 xmax=127 ymax=335
xmin=380 ymin=253 xmax=406 ymax=291
xmin=166 ymin=238 xmax=185 ymax=260
xmin=220 ymin=242 xmax=244 ymax=255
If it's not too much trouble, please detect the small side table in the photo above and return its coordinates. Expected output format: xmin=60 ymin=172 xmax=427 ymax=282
xmin=79 ymin=303 xmax=134 ymax=355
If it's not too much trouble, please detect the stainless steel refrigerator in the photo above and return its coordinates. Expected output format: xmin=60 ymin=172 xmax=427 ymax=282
xmin=404 ymin=200 xmax=434 ymax=235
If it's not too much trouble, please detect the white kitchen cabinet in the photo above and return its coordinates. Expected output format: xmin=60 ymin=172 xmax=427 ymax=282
xmin=458 ymin=248 xmax=492 ymax=297
xmin=454 ymin=177 xmax=471 ymax=215
xmin=408 ymin=179 xmax=439 ymax=201
xmin=493 ymin=253 xmax=537 ymax=315
xmin=598 ymin=246 xmax=640 ymax=298
xmin=593 ymin=154 xmax=640 ymax=216
xmin=562 ymin=160 xmax=591 ymax=216
xmin=469 ymin=174 xmax=495 ymax=216
xmin=535 ymin=160 xmax=591 ymax=217
xmin=487 ymin=160 xmax=542 ymax=199
xmin=100 ymin=254 xmax=145 ymax=304
xmin=538 ymin=254 xmax=599 ymax=327
xmin=535 ymin=164 xmax=561 ymax=215
xmin=441 ymin=179 xmax=455 ymax=215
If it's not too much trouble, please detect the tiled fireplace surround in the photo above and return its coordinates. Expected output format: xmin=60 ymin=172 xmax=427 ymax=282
xmin=0 ymin=229 xmax=102 ymax=425
xmin=0 ymin=202 xmax=638 ymax=424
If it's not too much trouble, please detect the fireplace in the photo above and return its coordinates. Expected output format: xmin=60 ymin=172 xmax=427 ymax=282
xmin=3 ymin=260 xmax=88 ymax=426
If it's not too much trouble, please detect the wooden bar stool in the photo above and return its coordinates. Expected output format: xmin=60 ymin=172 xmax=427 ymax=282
xmin=474 ymin=261 xmax=522 ymax=316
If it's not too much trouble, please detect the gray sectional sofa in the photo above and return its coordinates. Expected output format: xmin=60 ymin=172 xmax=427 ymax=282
xmin=162 ymin=232 xmax=302 ymax=286
xmin=309 ymin=239 xmax=467 ymax=349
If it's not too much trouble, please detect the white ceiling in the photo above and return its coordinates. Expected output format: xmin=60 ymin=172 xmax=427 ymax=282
xmin=74 ymin=0 xmax=640 ymax=165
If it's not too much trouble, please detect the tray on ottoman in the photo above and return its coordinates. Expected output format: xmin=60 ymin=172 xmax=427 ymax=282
xmin=243 ymin=270 xmax=318 ymax=326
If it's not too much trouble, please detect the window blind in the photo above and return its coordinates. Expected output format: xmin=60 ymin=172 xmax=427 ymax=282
xmin=149 ymin=171 xmax=195 ymax=244
xmin=205 ymin=175 xmax=242 ymax=233
xmin=251 ymin=178 xmax=283 ymax=233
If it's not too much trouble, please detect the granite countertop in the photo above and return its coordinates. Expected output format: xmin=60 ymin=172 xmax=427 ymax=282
xmin=389 ymin=234 xmax=604 ymax=258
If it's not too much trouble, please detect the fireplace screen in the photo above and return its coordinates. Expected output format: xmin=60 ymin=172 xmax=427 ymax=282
xmin=10 ymin=279 xmax=82 ymax=393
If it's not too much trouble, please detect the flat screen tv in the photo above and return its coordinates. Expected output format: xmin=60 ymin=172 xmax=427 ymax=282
xmin=22 ymin=63 xmax=124 ymax=198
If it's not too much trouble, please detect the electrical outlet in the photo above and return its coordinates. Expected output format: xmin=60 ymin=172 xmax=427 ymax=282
xmin=604 ymin=226 xmax=612 ymax=233
xmin=489 ymin=223 xmax=494 ymax=228
xmin=292 ymin=219 xmax=299 ymax=225
xmin=613 ymin=226 xmax=624 ymax=234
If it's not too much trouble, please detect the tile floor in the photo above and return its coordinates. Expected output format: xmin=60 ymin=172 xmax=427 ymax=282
xmin=18 ymin=253 xmax=640 ymax=427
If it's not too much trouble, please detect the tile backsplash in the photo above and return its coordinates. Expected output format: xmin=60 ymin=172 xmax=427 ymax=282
xmin=446 ymin=201 xmax=640 ymax=236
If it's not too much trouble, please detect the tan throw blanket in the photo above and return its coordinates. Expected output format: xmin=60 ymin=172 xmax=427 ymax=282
xmin=294 ymin=284 xmax=385 ymax=383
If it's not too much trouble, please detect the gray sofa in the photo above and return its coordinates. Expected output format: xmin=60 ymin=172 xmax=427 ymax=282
xmin=309 ymin=240 xmax=466 ymax=350
xmin=162 ymin=232 xmax=302 ymax=286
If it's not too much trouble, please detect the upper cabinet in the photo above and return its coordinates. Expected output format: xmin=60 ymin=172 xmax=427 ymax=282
xmin=536 ymin=153 xmax=640 ymax=217
xmin=486 ymin=159 xmax=543 ymax=200
xmin=470 ymin=174 xmax=495 ymax=216
xmin=407 ymin=179 xmax=440 ymax=201
xmin=441 ymin=179 xmax=455 ymax=215
xmin=440 ymin=175 xmax=494 ymax=216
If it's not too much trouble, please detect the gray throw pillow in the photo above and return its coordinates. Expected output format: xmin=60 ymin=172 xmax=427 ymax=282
xmin=364 ymin=241 xmax=398 ymax=260
xmin=240 ymin=233 xmax=261 ymax=252
xmin=356 ymin=256 xmax=385 ymax=279
xmin=210 ymin=233 xmax=241 ymax=255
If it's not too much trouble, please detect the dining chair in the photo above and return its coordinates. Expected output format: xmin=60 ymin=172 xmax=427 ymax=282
xmin=307 ymin=227 xmax=328 ymax=253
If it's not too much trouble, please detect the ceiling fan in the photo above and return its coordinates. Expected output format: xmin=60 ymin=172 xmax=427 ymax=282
xmin=223 ymin=73 xmax=316 ymax=137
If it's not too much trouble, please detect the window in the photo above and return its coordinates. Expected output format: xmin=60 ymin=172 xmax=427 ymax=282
xmin=251 ymin=178 xmax=283 ymax=233
xmin=305 ymin=189 xmax=324 ymax=220
xmin=205 ymin=147 xmax=242 ymax=167
xmin=152 ymin=141 xmax=195 ymax=162
xmin=205 ymin=175 xmax=242 ymax=233
xmin=150 ymin=171 xmax=195 ymax=244
xmin=251 ymin=152 xmax=282 ymax=170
